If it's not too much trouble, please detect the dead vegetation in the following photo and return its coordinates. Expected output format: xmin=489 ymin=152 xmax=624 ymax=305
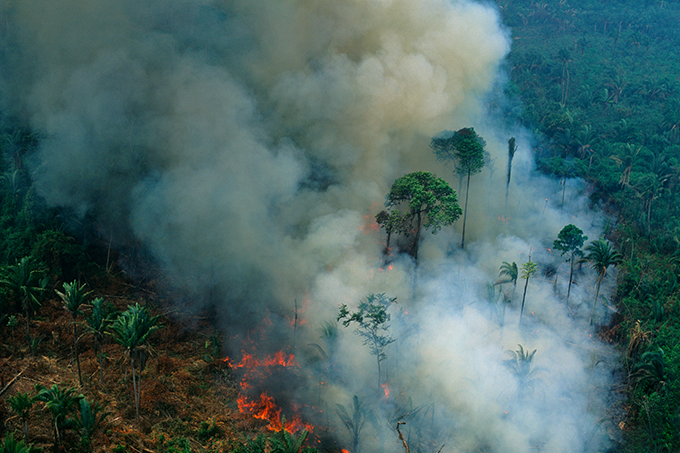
xmin=0 ymin=274 xmax=272 ymax=452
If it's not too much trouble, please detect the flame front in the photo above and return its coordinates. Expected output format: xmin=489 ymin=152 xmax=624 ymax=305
xmin=226 ymin=349 xmax=313 ymax=434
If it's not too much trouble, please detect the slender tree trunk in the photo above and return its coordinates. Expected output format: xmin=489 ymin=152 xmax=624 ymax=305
xmin=461 ymin=171 xmax=471 ymax=249
xmin=73 ymin=320 xmax=82 ymax=386
xmin=98 ymin=340 xmax=105 ymax=384
xmin=519 ymin=277 xmax=530 ymax=326
xmin=566 ymin=254 xmax=575 ymax=303
xmin=23 ymin=296 xmax=31 ymax=342
xmin=590 ymin=277 xmax=603 ymax=325
xmin=131 ymin=354 xmax=140 ymax=423
xmin=22 ymin=419 xmax=28 ymax=445
xmin=414 ymin=211 xmax=422 ymax=264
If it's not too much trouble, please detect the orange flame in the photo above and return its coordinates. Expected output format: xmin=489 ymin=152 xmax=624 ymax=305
xmin=381 ymin=383 xmax=390 ymax=399
xmin=227 ymin=350 xmax=313 ymax=434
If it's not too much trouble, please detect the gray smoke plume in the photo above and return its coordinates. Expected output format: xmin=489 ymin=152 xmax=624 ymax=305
xmin=0 ymin=0 xmax=619 ymax=451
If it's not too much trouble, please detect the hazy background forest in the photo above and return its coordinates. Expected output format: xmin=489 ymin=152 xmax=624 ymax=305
xmin=0 ymin=0 xmax=678 ymax=452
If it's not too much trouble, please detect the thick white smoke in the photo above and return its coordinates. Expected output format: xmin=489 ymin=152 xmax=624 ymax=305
xmin=0 ymin=0 xmax=619 ymax=451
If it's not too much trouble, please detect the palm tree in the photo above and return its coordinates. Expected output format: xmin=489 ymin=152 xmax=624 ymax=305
xmin=56 ymin=281 xmax=92 ymax=386
xmin=111 ymin=303 xmax=161 ymax=423
xmin=504 ymin=345 xmax=540 ymax=398
xmin=496 ymin=261 xmax=518 ymax=298
xmin=35 ymin=383 xmax=83 ymax=448
xmin=84 ymin=297 xmax=116 ymax=384
xmin=584 ymin=239 xmax=623 ymax=324
xmin=633 ymin=172 xmax=670 ymax=237
xmin=7 ymin=392 xmax=33 ymax=445
xmin=336 ymin=395 xmax=369 ymax=453
xmin=1 ymin=257 xmax=47 ymax=346
xmin=75 ymin=397 xmax=109 ymax=452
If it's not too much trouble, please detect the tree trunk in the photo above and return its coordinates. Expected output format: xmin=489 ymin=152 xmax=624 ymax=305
xmin=590 ymin=277 xmax=603 ymax=325
xmin=131 ymin=354 xmax=140 ymax=423
xmin=461 ymin=171 xmax=471 ymax=249
xmin=73 ymin=320 xmax=82 ymax=386
xmin=519 ymin=277 xmax=530 ymax=326
xmin=566 ymin=253 xmax=575 ymax=303
xmin=98 ymin=340 xmax=105 ymax=384
xmin=414 ymin=211 xmax=422 ymax=264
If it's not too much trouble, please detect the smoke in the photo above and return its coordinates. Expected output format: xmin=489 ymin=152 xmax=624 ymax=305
xmin=0 ymin=0 xmax=619 ymax=451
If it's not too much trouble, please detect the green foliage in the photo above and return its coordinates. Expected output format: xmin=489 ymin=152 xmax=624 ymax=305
xmin=270 ymin=418 xmax=309 ymax=453
xmin=1 ymin=257 xmax=48 ymax=346
xmin=497 ymin=261 xmax=518 ymax=286
xmin=85 ymin=297 xmax=116 ymax=383
xmin=336 ymin=395 xmax=370 ymax=453
xmin=338 ymin=294 xmax=396 ymax=387
xmin=382 ymin=171 xmax=461 ymax=261
xmin=75 ymin=398 xmax=109 ymax=452
xmin=7 ymin=392 xmax=33 ymax=445
xmin=232 ymin=435 xmax=268 ymax=453
xmin=156 ymin=434 xmax=191 ymax=453
xmin=430 ymin=128 xmax=486 ymax=248
xmin=56 ymin=280 xmax=92 ymax=386
xmin=553 ymin=224 xmax=587 ymax=302
xmin=111 ymin=303 xmax=162 ymax=422
xmin=584 ymin=238 xmax=623 ymax=324
xmin=504 ymin=345 xmax=541 ymax=397
xmin=0 ymin=433 xmax=31 ymax=453
xmin=35 ymin=383 xmax=83 ymax=448
xmin=31 ymin=229 xmax=86 ymax=282
xmin=430 ymin=128 xmax=486 ymax=177
xmin=196 ymin=419 xmax=222 ymax=441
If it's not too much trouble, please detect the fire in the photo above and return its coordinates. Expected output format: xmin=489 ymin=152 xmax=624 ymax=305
xmin=237 ymin=392 xmax=313 ymax=433
xmin=226 ymin=349 xmax=313 ymax=434
xmin=381 ymin=382 xmax=390 ymax=399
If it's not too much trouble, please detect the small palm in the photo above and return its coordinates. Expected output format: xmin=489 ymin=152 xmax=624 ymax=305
xmin=584 ymin=239 xmax=623 ymax=324
xmin=35 ymin=384 xmax=83 ymax=447
xmin=56 ymin=281 xmax=92 ymax=386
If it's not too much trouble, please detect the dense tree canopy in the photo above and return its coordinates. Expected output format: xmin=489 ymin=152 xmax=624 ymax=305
xmin=380 ymin=171 xmax=461 ymax=262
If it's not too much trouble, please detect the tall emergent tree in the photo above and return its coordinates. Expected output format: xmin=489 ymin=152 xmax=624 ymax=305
xmin=553 ymin=224 xmax=587 ymax=303
xmin=338 ymin=293 xmax=396 ymax=389
xmin=56 ymin=281 xmax=92 ymax=386
xmin=111 ymin=303 xmax=161 ymax=423
xmin=584 ymin=239 xmax=623 ymax=325
xmin=380 ymin=171 xmax=461 ymax=264
xmin=430 ymin=128 xmax=486 ymax=249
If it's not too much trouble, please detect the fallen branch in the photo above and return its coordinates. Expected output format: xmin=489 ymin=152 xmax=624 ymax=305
xmin=0 ymin=366 xmax=28 ymax=397
xmin=396 ymin=421 xmax=409 ymax=453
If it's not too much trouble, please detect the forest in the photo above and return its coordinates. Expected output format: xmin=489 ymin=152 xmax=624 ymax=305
xmin=0 ymin=0 xmax=678 ymax=452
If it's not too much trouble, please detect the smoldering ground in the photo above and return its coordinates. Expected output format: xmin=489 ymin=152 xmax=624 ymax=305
xmin=0 ymin=0 xmax=619 ymax=451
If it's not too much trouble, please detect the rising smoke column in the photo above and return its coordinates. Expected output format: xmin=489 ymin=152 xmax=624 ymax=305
xmin=0 ymin=0 xmax=618 ymax=451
